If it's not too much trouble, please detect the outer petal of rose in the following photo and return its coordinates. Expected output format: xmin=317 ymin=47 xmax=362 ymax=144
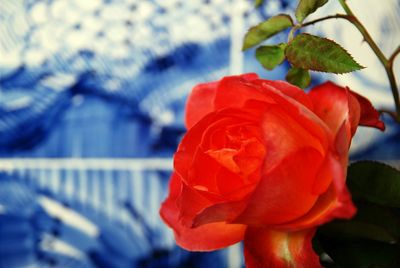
xmin=244 ymin=227 xmax=321 ymax=268
xmin=309 ymin=81 xmax=384 ymax=136
xmin=177 ymin=181 xmax=214 ymax=226
xmin=214 ymin=75 xmax=276 ymax=111
xmin=349 ymin=89 xmax=385 ymax=130
xmin=185 ymin=73 xmax=260 ymax=129
xmin=214 ymin=75 xmax=315 ymax=112
xmin=192 ymin=199 xmax=249 ymax=227
xmin=253 ymin=79 xmax=314 ymax=110
xmin=185 ymin=81 xmax=218 ymax=129
xmin=275 ymin=152 xmax=356 ymax=231
xmin=233 ymin=148 xmax=323 ymax=226
xmin=176 ymin=169 xmax=254 ymax=227
xmin=254 ymin=84 xmax=331 ymax=151
xmin=237 ymin=72 xmax=260 ymax=81
xmin=176 ymin=151 xmax=255 ymax=228
xmin=160 ymin=174 xmax=246 ymax=251
xmin=308 ymin=81 xmax=358 ymax=136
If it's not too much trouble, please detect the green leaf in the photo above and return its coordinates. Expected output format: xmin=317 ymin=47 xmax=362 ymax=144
xmin=354 ymin=201 xmax=400 ymax=240
xmin=315 ymin=200 xmax=400 ymax=266
xmin=242 ymin=15 xmax=293 ymax=51
xmin=318 ymin=237 xmax=400 ymax=268
xmin=285 ymin=33 xmax=364 ymax=74
xmin=319 ymin=219 xmax=397 ymax=243
xmin=285 ymin=67 xmax=311 ymax=88
xmin=255 ymin=43 xmax=287 ymax=70
xmin=295 ymin=0 xmax=329 ymax=23
xmin=316 ymin=201 xmax=400 ymax=244
xmin=347 ymin=161 xmax=400 ymax=208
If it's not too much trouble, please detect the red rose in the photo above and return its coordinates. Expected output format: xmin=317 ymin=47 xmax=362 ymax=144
xmin=160 ymin=73 xmax=384 ymax=267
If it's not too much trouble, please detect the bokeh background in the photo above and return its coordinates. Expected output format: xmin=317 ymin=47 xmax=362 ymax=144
xmin=0 ymin=0 xmax=399 ymax=267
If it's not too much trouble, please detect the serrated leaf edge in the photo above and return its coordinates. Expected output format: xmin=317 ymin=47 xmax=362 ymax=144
xmin=285 ymin=33 xmax=365 ymax=74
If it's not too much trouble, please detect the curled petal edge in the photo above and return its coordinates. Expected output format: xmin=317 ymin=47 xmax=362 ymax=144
xmin=159 ymin=174 xmax=246 ymax=251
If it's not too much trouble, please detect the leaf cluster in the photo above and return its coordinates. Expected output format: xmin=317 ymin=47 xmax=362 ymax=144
xmin=243 ymin=0 xmax=364 ymax=89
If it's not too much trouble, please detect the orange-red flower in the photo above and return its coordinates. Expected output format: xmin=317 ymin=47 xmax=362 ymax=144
xmin=160 ymin=73 xmax=384 ymax=267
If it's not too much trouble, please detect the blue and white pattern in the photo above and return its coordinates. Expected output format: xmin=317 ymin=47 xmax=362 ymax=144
xmin=0 ymin=0 xmax=399 ymax=267
xmin=0 ymin=0 xmax=279 ymax=267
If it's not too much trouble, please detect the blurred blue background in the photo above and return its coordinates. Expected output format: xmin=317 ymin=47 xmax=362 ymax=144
xmin=0 ymin=0 xmax=399 ymax=267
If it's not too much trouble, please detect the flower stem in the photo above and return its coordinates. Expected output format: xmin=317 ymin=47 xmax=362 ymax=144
xmin=337 ymin=0 xmax=400 ymax=122
xmin=337 ymin=0 xmax=387 ymax=66
xmin=386 ymin=65 xmax=400 ymax=122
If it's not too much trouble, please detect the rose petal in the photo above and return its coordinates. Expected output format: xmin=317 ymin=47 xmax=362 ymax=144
xmin=349 ymin=89 xmax=385 ymax=130
xmin=185 ymin=81 xmax=218 ymax=129
xmin=240 ymin=73 xmax=260 ymax=81
xmin=275 ymin=153 xmax=356 ymax=231
xmin=214 ymin=75 xmax=275 ymax=111
xmin=177 ymin=181 xmax=214 ymax=227
xmin=254 ymin=79 xmax=314 ymax=110
xmin=167 ymin=221 xmax=246 ymax=251
xmin=185 ymin=73 xmax=261 ymax=129
xmin=233 ymin=148 xmax=323 ymax=226
xmin=309 ymin=81 xmax=385 ymax=137
xmin=311 ymin=153 xmax=336 ymax=195
xmin=346 ymin=91 xmax=362 ymax=136
xmin=308 ymin=81 xmax=357 ymax=136
xmin=275 ymin=184 xmax=356 ymax=232
xmin=244 ymin=227 xmax=321 ymax=268
xmin=260 ymin=105 xmax=326 ymax=172
xmin=160 ymin=174 xmax=246 ymax=251
xmin=255 ymin=84 xmax=331 ymax=151
xmin=192 ymin=200 xmax=249 ymax=227
xmin=334 ymin=120 xmax=352 ymax=169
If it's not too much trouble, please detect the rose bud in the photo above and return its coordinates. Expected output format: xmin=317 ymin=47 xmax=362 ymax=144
xmin=160 ymin=73 xmax=384 ymax=267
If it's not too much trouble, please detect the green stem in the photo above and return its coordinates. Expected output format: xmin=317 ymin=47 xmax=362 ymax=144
xmin=338 ymin=0 xmax=400 ymax=122
xmin=301 ymin=14 xmax=350 ymax=27
xmin=338 ymin=0 xmax=387 ymax=66
xmin=288 ymin=25 xmax=300 ymax=42
xmin=386 ymin=65 xmax=400 ymax=121
xmin=337 ymin=0 xmax=352 ymax=16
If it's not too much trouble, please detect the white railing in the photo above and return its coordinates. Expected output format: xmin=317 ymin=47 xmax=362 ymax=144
xmin=0 ymin=157 xmax=243 ymax=267
xmin=0 ymin=158 xmax=173 ymax=171
xmin=0 ymin=158 xmax=175 ymax=248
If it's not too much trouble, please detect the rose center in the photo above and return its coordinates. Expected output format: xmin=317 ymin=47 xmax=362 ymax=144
xmin=205 ymin=125 xmax=266 ymax=182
